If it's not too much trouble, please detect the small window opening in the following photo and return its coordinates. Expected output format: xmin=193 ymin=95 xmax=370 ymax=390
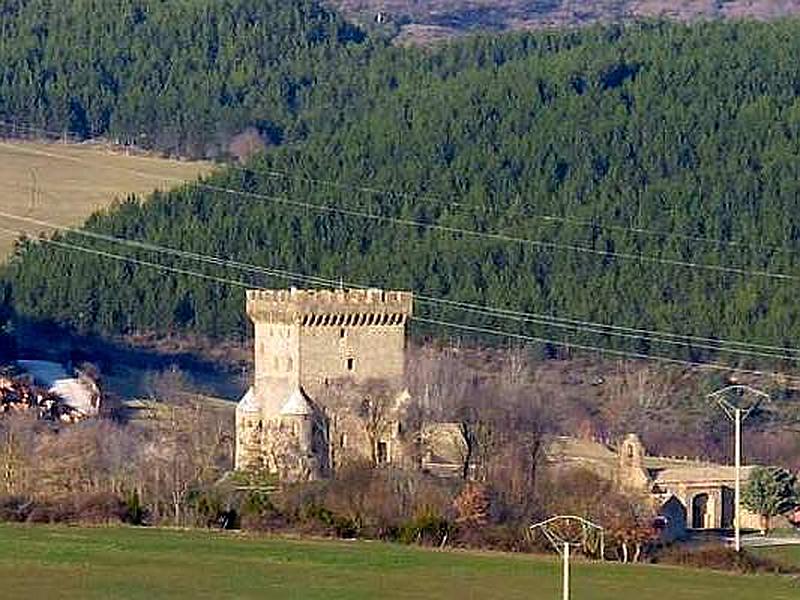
xmin=340 ymin=328 xmax=346 ymax=339
xmin=346 ymin=357 xmax=355 ymax=371
xmin=340 ymin=433 xmax=347 ymax=448
xmin=377 ymin=441 xmax=389 ymax=465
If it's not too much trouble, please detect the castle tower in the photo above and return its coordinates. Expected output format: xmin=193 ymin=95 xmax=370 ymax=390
xmin=617 ymin=433 xmax=652 ymax=492
xmin=235 ymin=287 xmax=414 ymax=474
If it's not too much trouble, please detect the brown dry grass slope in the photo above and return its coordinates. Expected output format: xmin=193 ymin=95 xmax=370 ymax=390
xmin=0 ymin=141 xmax=212 ymax=258
xmin=334 ymin=0 xmax=800 ymax=44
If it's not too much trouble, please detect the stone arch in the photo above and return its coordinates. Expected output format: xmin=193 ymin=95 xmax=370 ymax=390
xmin=659 ymin=495 xmax=687 ymax=539
xmin=691 ymin=493 xmax=709 ymax=529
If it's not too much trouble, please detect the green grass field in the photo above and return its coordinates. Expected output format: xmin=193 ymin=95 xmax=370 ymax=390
xmin=753 ymin=544 xmax=800 ymax=570
xmin=0 ymin=525 xmax=797 ymax=600
xmin=0 ymin=140 xmax=211 ymax=258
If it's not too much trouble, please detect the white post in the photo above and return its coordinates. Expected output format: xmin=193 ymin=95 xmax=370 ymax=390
xmin=734 ymin=407 xmax=741 ymax=552
xmin=562 ymin=542 xmax=570 ymax=600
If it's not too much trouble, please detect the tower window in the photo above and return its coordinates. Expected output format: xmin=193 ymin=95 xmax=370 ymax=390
xmin=377 ymin=441 xmax=389 ymax=464
xmin=340 ymin=328 xmax=346 ymax=339
xmin=346 ymin=357 xmax=355 ymax=371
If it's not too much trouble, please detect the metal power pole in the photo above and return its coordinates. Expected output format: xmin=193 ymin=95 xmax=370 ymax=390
xmin=707 ymin=386 xmax=769 ymax=553
xmin=734 ymin=407 xmax=741 ymax=553
xmin=531 ymin=516 xmax=603 ymax=600
xmin=563 ymin=542 xmax=570 ymax=600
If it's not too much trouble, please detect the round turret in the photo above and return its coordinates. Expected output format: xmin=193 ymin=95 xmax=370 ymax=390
xmin=280 ymin=387 xmax=314 ymax=453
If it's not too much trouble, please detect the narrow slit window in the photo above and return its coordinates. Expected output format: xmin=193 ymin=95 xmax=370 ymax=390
xmin=377 ymin=441 xmax=389 ymax=465
xmin=346 ymin=357 xmax=355 ymax=371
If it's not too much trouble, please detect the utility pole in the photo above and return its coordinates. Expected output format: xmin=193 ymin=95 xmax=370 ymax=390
xmin=531 ymin=516 xmax=604 ymax=600
xmin=707 ymin=385 xmax=769 ymax=552
xmin=562 ymin=541 xmax=570 ymax=600
xmin=734 ymin=407 xmax=741 ymax=552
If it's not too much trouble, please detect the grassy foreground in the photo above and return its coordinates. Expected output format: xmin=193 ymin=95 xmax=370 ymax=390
xmin=0 ymin=140 xmax=210 ymax=257
xmin=753 ymin=544 xmax=800 ymax=569
xmin=0 ymin=525 xmax=797 ymax=600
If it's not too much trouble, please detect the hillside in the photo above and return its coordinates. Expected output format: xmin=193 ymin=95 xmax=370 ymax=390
xmin=4 ymin=20 xmax=800 ymax=374
xmin=0 ymin=140 xmax=210 ymax=257
xmin=0 ymin=0 xmax=372 ymax=157
xmin=333 ymin=0 xmax=800 ymax=44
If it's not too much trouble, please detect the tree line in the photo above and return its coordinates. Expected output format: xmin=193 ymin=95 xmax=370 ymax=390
xmin=4 ymin=18 xmax=800 ymax=369
xmin=0 ymin=0 xmax=371 ymax=157
xmin=1 ymin=343 xmax=796 ymax=561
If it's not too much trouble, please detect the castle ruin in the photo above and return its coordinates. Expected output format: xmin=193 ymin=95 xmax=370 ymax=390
xmin=235 ymin=287 xmax=414 ymax=479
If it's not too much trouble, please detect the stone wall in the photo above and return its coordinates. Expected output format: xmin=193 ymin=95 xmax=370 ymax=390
xmin=236 ymin=288 xmax=414 ymax=477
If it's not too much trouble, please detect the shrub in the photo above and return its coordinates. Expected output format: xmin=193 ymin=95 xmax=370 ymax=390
xmin=655 ymin=544 xmax=796 ymax=574
xmin=454 ymin=523 xmax=533 ymax=552
xmin=192 ymin=491 xmax=239 ymax=529
xmin=300 ymin=503 xmax=360 ymax=538
xmin=398 ymin=510 xmax=451 ymax=546
xmin=26 ymin=499 xmax=75 ymax=524
xmin=125 ymin=489 xmax=146 ymax=526
xmin=75 ymin=492 xmax=130 ymax=524
xmin=0 ymin=496 xmax=34 ymax=522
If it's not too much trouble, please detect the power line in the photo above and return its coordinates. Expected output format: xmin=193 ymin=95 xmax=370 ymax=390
xmin=3 ymin=208 xmax=800 ymax=361
xmin=414 ymin=316 xmax=800 ymax=384
xmin=0 ymin=225 xmax=254 ymax=290
xmin=231 ymin=161 xmax=795 ymax=255
xmin=6 ymin=223 xmax=800 ymax=383
xmin=141 ymin=180 xmax=800 ymax=282
xmin=416 ymin=299 xmax=800 ymax=362
xmin=2 ymin=135 xmax=800 ymax=282
xmin=415 ymin=294 xmax=800 ymax=355
xmin=11 ymin=118 xmax=794 ymax=257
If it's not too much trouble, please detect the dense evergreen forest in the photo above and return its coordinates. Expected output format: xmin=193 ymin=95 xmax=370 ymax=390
xmin=0 ymin=0 xmax=373 ymax=156
xmin=3 ymin=1 xmax=800 ymax=370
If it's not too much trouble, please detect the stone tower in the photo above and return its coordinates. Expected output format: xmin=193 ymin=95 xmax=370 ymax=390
xmin=235 ymin=288 xmax=414 ymax=477
xmin=617 ymin=433 xmax=651 ymax=492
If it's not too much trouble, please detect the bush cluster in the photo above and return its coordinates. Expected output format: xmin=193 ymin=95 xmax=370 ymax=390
xmin=0 ymin=491 xmax=145 ymax=525
xmin=654 ymin=544 xmax=797 ymax=574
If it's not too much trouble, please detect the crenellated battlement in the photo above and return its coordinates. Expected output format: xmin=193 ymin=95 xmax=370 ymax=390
xmin=247 ymin=288 xmax=413 ymax=324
